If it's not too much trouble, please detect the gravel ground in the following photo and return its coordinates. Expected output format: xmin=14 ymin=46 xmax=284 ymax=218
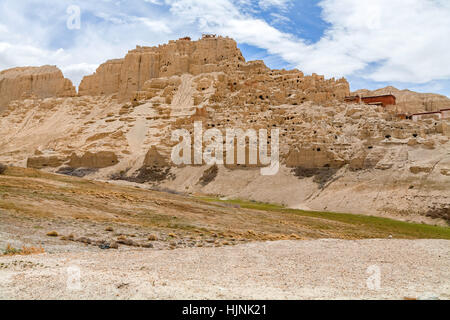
xmin=0 ymin=239 xmax=449 ymax=300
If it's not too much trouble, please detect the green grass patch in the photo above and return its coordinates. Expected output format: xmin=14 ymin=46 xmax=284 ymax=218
xmin=199 ymin=196 xmax=284 ymax=211
xmin=199 ymin=197 xmax=450 ymax=240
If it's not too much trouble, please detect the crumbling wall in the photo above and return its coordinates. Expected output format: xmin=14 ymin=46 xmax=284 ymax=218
xmin=68 ymin=151 xmax=119 ymax=168
xmin=27 ymin=155 xmax=67 ymax=169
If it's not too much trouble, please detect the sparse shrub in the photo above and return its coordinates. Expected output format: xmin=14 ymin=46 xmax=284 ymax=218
xmin=0 ymin=163 xmax=7 ymax=175
xmin=98 ymin=242 xmax=111 ymax=250
xmin=60 ymin=234 xmax=75 ymax=241
xmin=46 ymin=231 xmax=58 ymax=237
xmin=3 ymin=244 xmax=44 ymax=256
xmin=116 ymin=237 xmax=138 ymax=247
xmin=76 ymin=237 xmax=92 ymax=244
xmin=3 ymin=244 xmax=20 ymax=255
xmin=148 ymin=234 xmax=158 ymax=241
xmin=20 ymin=246 xmax=45 ymax=255
xmin=105 ymin=227 xmax=114 ymax=232
xmin=109 ymin=242 xmax=119 ymax=249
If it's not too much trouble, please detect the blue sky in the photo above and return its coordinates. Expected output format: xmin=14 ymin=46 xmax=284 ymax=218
xmin=1 ymin=0 xmax=449 ymax=97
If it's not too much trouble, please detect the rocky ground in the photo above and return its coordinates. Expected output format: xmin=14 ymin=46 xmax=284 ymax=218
xmin=1 ymin=239 xmax=449 ymax=300
xmin=0 ymin=167 xmax=449 ymax=300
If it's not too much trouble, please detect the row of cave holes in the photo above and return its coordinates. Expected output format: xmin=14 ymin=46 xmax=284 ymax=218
xmin=202 ymin=119 xmax=421 ymax=137
xmin=203 ymin=124 xmax=421 ymax=149
xmin=384 ymin=133 xmax=418 ymax=139
xmin=304 ymin=132 xmax=421 ymax=153
xmin=257 ymin=95 xmax=307 ymax=105
xmin=363 ymin=133 xmax=419 ymax=149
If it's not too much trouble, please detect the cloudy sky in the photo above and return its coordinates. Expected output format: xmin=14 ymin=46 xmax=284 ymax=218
xmin=1 ymin=0 xmax=449 ymax=96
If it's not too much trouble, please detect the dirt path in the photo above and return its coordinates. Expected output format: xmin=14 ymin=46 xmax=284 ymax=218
xmin=1 ymin=239 xmax=448 ymax=300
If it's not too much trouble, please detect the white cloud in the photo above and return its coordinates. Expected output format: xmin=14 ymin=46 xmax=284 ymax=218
xmin=0 ymin=0 xmax=449 ymax=94
xmin=314 ymin=0 xmax=450 ymax=83
xmin=269 ymin=13 xmax=291 ymax=25
xmin=259 ymin=0 xmax=292 ymax=11
xmin=0 ymin=1 xmax=177 ymax=86
xmin=166 ymin=0 xmax=450 ymax=85
xmin=136 ymin=17 xmax=172 ymax=33
xmin=144 ymin=0 xmax=164 ymax=4
xmin=60 ymin=63 xmax=99 ymax=87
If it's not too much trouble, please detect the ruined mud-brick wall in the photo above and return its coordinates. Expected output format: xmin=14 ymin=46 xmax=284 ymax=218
xmin=161 ymin=96 xmax=445 ymax=170
xmin=206 ymin=65 xmax=350 ymax=107
xmin=0 ymin=65 xmax=76 ymax=110
xmin=79 ymin=36 xmax=245 ymax=101
xmin=128 ymin=52 xmax=353 ymax=167
xmin=149 ymin=68 xmax=443 ymax=170
xmin=78 ymin=36 xmax=350 ymax=104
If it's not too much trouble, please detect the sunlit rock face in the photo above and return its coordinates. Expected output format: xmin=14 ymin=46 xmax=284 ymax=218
xmin=0 ymin=65 xmax=76 ymax=110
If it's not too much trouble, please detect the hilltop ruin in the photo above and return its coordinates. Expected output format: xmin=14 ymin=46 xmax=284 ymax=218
xmin=0 ymin=36 xmax=449 ymax=224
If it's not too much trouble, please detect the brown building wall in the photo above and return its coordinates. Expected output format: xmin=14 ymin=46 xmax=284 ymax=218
xmin=361 ymin=95 xmax=396 ymax=107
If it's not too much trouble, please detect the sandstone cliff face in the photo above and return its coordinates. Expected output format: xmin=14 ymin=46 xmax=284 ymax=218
xmin=79 ymin=36 xmax=349 ymax=103
xmin=0 ymin=65 xmax=76 ymax=110
xmin=78 ymin=59 xmax=123 ymax=96
xmin=79 ymin=36 xmax=246 ymax=101
xmin=354 ymin=86 xmax=450 ymax=114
